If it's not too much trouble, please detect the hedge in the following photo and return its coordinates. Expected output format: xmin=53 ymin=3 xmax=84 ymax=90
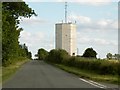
xmin=46 ymin=49 xmax=120 ymax=75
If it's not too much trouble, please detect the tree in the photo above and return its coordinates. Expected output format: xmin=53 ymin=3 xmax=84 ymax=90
xmin=37 ymin=48 xmax=48 ymax=60
xmin=112 ymin=54 xmax=120 ymax=60
xmin=28 ymin=52 xmax=32 ymax=59
xmin=106 ymin=53 xmax=112 ymax=60
xmin=114 ymin=54 xmax=120 ymax=60
xmin=82 ymin=48 xmax=97 ymax=58
xmin=2 ymin=2 xmax=36 ymax=66
xmin=19 ymin=44 xmax=32 ymax=59
xmin=46 ymin=49 xmax=70 ymax=63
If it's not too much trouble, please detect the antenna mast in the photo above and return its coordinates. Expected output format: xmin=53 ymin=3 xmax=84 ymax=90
xmin=65 ymin=2 xmax=67 ymax=23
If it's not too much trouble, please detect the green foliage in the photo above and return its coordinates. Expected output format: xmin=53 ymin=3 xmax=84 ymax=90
xmin=0 ymin=3 xmax=2 ymax=66
xmin=55 ymin=64 xmax=119 ymax=84
xmin=36 ymin=48 xmax=48 ymax=60
xmin=106 ymin=53 xmax=112 ymax=60
xmin=82 ymin=48 xmax=97 ymax=58
xmin=46 ymin=49 xmax=119 ymax=76
xmin=46 ymin=49 xmax=70 ymax=63
xmin=19 ymin=44 xmax=32 ymax=59
xmin=0 ymin=2 xmax=2 ymax=43
xmin=28 ymin=52 xmax=32 ymax=59
xmin=2 ymin=2 xmax=36 ymax=66
xmin=106 ymin=53 xmax=120 ymax=60
xmin=2 ymin=57 xmax=29 ymax=82
xmin=113 ymin=54 xmax=120 ymax=60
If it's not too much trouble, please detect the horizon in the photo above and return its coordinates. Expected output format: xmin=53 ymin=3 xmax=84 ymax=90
xmin=19 ymin=1 xmax=118 ymax=59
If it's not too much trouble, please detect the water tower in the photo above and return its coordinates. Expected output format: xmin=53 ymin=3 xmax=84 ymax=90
xmin=55 ymin=2 xmax=77 ymax=56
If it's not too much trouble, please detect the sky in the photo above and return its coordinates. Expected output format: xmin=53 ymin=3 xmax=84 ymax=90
xmin=19 ymin=0 xmax=118 ymax=59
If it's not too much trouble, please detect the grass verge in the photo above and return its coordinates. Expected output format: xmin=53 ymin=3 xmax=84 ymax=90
xmin=47 ymin=62 xmax=119 ymax=85
xmin=2 ymin=58 xmax=30 ymax=83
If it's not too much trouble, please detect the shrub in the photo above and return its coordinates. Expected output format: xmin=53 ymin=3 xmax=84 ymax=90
xmin=37 ymin=48 xmax=48 ymax=60
xmin=46 ymin=49 xmax=119 ymax=75
xmin=46 ymin=49 xmax=70 ymax=64
xmin=64 ymin=57 xmax=119 ymax=75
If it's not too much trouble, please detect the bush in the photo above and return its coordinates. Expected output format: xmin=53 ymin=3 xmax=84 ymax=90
xmin=46 ymin=49 xmax=70 ymax=64
xmin=37 ymin=48 xmax=48 ymax=60
xmin=65 ymin=56 xmax=76 ymax=66
xmin=64 ymin=57 xmax=119 ymax=75
xmin=46 ymin=49 xmax=119 ymax=75
xmin=98 ymin=61 xmax=119 ymax=75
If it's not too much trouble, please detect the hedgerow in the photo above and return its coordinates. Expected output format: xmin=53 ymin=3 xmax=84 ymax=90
xmin=45 ymin=49 xmax=120 ymax=75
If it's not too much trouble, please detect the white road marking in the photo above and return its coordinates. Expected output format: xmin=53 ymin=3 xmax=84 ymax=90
xmin=79 ymin=78 xmax=107 ymax=89
xmin=89 ymin=80 xmax=107 ymax=88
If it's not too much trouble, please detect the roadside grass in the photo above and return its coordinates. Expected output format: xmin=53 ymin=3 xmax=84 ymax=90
xmin=2 ymin=58 xmax=30 ymax=83
xmin=49 ymin=62 xmax=119 ymax=85
xmin=0 ymin=67 xmax=2 ymax=84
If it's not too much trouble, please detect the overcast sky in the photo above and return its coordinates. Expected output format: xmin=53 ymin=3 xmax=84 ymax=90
xmin=19 ymin=0 xmax=118 ymax=59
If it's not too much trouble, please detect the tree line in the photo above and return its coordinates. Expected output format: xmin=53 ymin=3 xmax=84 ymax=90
xmin=35 ymin=47 xmax=97 ymax=60
xmin=35 ymin=48 xmax=120 ymax=75
xmin=2 ymin=2 xmax=36 ymax=66
xmin=36 ymin=48 xmax=120 ymax=60
xmin=106 ymin=53 xmax=120 ymax=60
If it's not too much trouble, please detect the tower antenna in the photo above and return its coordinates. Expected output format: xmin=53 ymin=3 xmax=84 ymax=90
xmin=65 ymin=2 xmax=67 ymax=23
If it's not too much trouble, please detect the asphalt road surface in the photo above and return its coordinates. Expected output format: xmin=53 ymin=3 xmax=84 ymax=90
xmin=2 ymin=60 xmax=119 ymax=89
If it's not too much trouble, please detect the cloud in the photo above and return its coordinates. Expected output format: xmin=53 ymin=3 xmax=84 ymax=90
xmin=19 ymin=31 xmax=54 ymax=58
xmin=19 ymin=31 xmax=45 ymax=48
xmin=77 ymin=0 xmax=112 ymax=6
xmin=68 ymin=13 xmax=91 ymax=24
xmin=68 ymin=13 xmax=118 ymax=30
xmin=19 ymin=16 xmax=47 ymax=25
xmin=55 ymin=0 xmax=111 ymax=2
xmin=71 ymin=12 xmax=118 ymax=58
xmin=52 ymin=0 xmax=113 ymax=7
xmin=96 ymin=19 xmax=118 ymax=30
xmin=53 ymin=0 xmax=115 ymax=6
xmin=19 ymin=2 xmax=118 ymax=59
xmin=77 ymin=33 xmax=117 ymax=46
xmin=77 ymin=31 xmax=117 ymax=58
xmin=24 ymin=0 xmax=43 ymax=2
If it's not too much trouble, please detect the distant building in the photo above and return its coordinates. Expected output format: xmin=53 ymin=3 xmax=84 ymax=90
xmin=55 ymin=22 xmax=77 ymax=56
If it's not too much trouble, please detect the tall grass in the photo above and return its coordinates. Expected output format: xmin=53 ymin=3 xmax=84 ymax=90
xmin=63 ymin=56 xmax=119 ymax=75
xmin=46 ymin=49 xmax=120 ymax=76
xmin=2 ymin=57 xmax=29 ymax=83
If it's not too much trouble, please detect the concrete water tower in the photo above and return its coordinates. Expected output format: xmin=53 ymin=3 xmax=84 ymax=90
xmin=55 ymin=2 xmax=77 ymax=56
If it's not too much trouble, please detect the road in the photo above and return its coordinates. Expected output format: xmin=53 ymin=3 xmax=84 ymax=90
xmin=2 ymin=60 xmax=119 ymax=89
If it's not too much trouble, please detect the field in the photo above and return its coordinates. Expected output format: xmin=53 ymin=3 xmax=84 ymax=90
xmin=45 ymin=49 xmax=120 ymax=84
